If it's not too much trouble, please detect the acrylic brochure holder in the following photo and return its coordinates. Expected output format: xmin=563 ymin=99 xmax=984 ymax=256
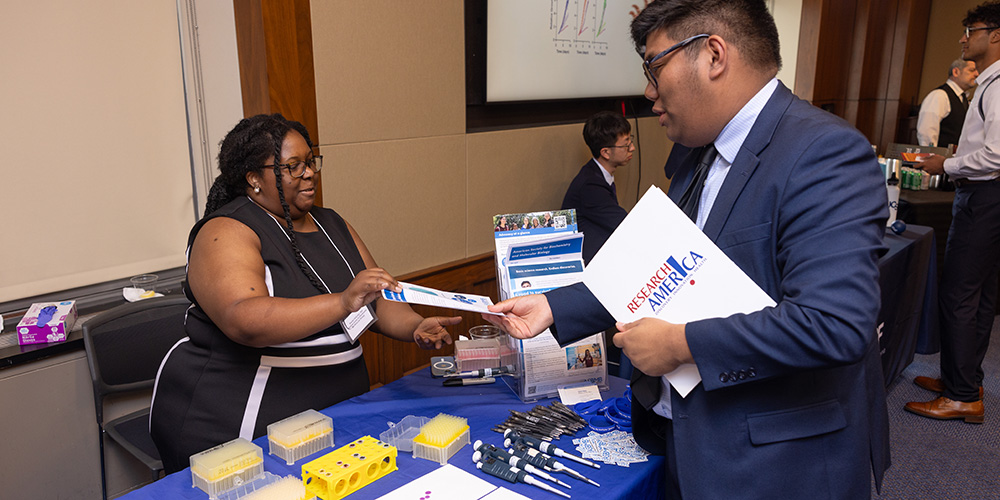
xmin=492 ymin=209 xmax=608 ymax=403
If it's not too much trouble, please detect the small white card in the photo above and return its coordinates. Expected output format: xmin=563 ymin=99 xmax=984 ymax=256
xmin=341 ymin=305 xmax=376 ymax=342
xmin=382 ymin=282 xmax=503 ymax=315
xmin=558 ymin=383 xmax=602 ymax=405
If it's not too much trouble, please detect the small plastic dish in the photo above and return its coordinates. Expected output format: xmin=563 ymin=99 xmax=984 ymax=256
xmin=378 ymin=415 xmax=429 ymax=453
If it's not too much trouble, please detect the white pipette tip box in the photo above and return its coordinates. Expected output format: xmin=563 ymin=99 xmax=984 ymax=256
xmin=190 ymin=437 xmax=264 ymax=499
xmin=267 ymin=409 xmax=334 ymax=465
xmin=216 ymin=471 xmax=314 ymax=500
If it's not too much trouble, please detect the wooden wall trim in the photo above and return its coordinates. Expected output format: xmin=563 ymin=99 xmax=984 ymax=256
xmin=233 ymin=0 xmax=323 ymax=206
xmin=233 ymin=0 xmax=269 ymax=117
xmin=795 ymin=0 xmax=930 ymax=151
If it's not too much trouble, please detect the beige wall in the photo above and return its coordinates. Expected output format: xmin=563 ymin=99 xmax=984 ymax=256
xmin=310 ymin=1 xmax=672 ymax=275
xmin=918 ymin=0 xmax=982 ymax=101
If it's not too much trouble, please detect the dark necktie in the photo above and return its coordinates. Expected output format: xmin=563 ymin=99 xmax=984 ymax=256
xmin=611 ymin=181 xmax=618 ymax=198
xmin=677 ymin=144 xmax=717 ymax=221
xmin=962 ymin=93 xmax=969 ymax=111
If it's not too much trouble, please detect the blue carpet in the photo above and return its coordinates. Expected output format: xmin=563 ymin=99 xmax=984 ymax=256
xmin=873 ymin=317 xmax=1000 ymax=499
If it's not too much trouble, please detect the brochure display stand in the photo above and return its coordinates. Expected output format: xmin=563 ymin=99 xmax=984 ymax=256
xmin=492 ymin=209 xmax=609 ymax=402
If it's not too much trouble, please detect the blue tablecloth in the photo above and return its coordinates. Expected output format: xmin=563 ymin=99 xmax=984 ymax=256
xmin=121 ymin=371 xmax=664 ymax=499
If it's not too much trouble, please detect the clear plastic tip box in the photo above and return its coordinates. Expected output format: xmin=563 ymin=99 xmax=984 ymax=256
xmin=301 ymin=435 xmax=397 ymax=500
xmin=267 ymin=409 xmax=334 ymax=465
xmin=190 ymin=438 xmax=264 ymax=499
xmin=411 ymin=413 xmax=469 ymax=465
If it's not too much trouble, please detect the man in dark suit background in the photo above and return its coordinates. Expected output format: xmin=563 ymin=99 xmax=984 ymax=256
xmin=562 ymin=111 xmax=633 ymax=264
xmin=487 ymin=1 xmax=890 ymax=498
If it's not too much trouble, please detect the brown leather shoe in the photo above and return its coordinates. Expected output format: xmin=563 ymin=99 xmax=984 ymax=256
xmin=913 ymin=376 xmax=984 ymax=399
xmin=904 ymin=396 xmax=984 ymax=423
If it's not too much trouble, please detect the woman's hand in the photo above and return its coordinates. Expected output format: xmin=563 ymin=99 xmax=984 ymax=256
xmin=413 ymin=316 xmax=461 ymax=350
xmin=340 ymin=268 xmax=401 ymax=313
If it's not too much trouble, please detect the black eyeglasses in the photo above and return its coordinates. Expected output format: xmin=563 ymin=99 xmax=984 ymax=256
xmin=265 ymin=155 xmax=323 ymax=178
xmin=607 ymin=136 xmax=635 ymax=149
xmin=642 ymin=34 xmax=710 ymax=88
xmin=965 ymin=25 xmax=999 ymax=38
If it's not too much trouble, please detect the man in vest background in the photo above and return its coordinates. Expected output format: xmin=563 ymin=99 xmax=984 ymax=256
xmin=917 ymin=59 xmax=979 ymax=149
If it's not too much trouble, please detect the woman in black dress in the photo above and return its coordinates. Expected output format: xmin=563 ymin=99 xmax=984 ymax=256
xmin=150 ymin=114 xmax=458 ymax=472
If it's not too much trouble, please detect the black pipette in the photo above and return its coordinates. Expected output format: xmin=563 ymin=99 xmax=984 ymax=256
xmin=476 ymin=456 xmax=571 ymax=499
xmin=503 ymin=429 xmax=601 ymax=469
xmin=507 ymin=442 xmax=600 ymax=487
xmin=472 ymin=440 xmax=571 ymax=489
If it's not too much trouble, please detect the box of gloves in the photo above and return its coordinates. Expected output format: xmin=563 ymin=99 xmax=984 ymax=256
xmin=17 ymin=301 xmax=77 ymax=345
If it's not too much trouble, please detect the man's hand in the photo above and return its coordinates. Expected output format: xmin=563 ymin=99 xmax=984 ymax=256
xmin=484 ymin=294 xmax=553 ymax=339
xmin=919 ymin=154 xmax=946 ymax=175
xmin=614 ymin=318 xmax=693 ymax=376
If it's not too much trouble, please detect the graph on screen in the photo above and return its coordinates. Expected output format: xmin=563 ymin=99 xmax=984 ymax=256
xmin=487 ymin=0 xmax=647 ymax=102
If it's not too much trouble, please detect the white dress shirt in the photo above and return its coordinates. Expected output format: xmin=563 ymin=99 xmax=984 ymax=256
xmin=652 ymin=78 xmax=780 ymax=419
xmin=944 ymin=60 xmax=1000 ymax=181
xmin=916 ymin=79 xmax=967 ymax=147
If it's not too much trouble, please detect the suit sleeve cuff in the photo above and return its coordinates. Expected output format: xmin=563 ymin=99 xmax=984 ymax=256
xmin=544 ymin=283 xmax=615 ymax=346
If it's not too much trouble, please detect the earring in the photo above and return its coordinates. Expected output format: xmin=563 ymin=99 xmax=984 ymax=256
xmin=253 ymin=185 xmax=261 ymax=194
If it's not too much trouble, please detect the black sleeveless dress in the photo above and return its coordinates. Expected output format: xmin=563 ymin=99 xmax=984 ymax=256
xmin=150 ymin=197 xmax=373 ymax=473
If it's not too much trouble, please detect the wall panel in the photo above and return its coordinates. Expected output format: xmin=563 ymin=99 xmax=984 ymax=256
xmin=318 ymin=136 xmax=468 ymax=275
xmin=310 ymin=1 xmax=466 ymax=144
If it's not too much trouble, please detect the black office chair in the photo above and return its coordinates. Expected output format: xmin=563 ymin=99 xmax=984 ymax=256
xmin=82 ymin=295 xmax=190 ymax=500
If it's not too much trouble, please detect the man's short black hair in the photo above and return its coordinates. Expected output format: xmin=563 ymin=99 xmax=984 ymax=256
xmin=630 ymin=0 xmax=781 ymax=74
xmin=964 ymin=1 xmax=1000 ymax=29
xmin=583 ymin=111 xmax=631 ymax=158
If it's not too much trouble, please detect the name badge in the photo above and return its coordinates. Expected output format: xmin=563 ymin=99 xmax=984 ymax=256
xmin=341 ymin=305 xmax=376 ymax=343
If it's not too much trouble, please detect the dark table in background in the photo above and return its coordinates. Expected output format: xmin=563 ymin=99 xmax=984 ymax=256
xmin=120 ymin=371 xmax=663 ymax=500
xmin=877 ymin=224 xmax=939 ymax=387
xmin=897 ymin=190 xmax=953 ymax=279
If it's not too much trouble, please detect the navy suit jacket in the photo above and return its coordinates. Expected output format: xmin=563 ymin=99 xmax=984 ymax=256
xmin=561 ymin=159 xmax=627 ymax=263
xmin=546 ymin=83 xmax=890 ymax=498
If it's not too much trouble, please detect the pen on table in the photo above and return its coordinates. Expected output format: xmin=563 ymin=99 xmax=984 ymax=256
xmin=443 ymin=376 xmax=496 ymax=387
xmin=444 ymin=365 xmax=514 ymax=378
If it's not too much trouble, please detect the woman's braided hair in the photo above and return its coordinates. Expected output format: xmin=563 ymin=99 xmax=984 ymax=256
xmin=205 ymin=113 xmax=326 ymax=293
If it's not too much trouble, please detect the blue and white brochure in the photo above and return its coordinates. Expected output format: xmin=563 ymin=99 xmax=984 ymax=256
xmin=381 ymin=282 xmax=503 ymax=315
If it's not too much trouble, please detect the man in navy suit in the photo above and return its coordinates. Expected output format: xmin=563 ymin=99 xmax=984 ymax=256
xmin=487 ymin=1 xmax=890 ymax=498
xmin=562 ymin=111 xmax=633 ymax=264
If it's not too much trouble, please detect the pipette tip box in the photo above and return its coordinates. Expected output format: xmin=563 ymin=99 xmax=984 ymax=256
xmin=190 ymin=437 xmax=264 ymax=499
xmin=411 ymin=413 xmax=470 ymax=465
xmin=267 ymin=409 xmax=334 ymax=465
xmin=216 ymin=471 xmax=313 ymax=500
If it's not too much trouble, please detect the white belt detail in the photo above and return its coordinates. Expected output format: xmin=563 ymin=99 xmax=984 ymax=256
xmin=149 ymin=336 xmax=190 ymax=432
xmin=260 ymin=344 xmax=363 ymax=368
xmin=240 ymin=365 xmax=272 ymax=440
xmin=270 ymin=334 xmax=351 ymax=348
xmin=239 ymin=344 xmax=363 ymax=439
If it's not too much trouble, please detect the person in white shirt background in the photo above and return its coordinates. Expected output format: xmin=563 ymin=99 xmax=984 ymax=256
xmin=916 ymin=58 xmax=979 ymax=149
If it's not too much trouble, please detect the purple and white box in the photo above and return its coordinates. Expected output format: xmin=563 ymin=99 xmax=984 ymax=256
xmin=17 ymin=301 xmax=78 ymax=345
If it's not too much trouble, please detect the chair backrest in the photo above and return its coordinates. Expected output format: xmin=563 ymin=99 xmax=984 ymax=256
xmin=82 ymin=295 xmax=190 ymax=425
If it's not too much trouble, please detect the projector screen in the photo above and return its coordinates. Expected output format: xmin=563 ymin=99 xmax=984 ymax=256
xmin=487 ymin=0 xmax=648 ymax=102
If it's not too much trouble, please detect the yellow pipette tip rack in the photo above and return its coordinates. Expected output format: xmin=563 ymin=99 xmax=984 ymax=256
xmin=267 ymin=409 xmax=334 ymax=465
xmin=411 ymin=413 xmax=470 ymax=465
xmin=301 ymin=436 xmax=397 ymax=500
xmin=190 ymin=437 xmax=264 ymax=499
xmin=216 ymin=472 xmax=313 ymax=500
